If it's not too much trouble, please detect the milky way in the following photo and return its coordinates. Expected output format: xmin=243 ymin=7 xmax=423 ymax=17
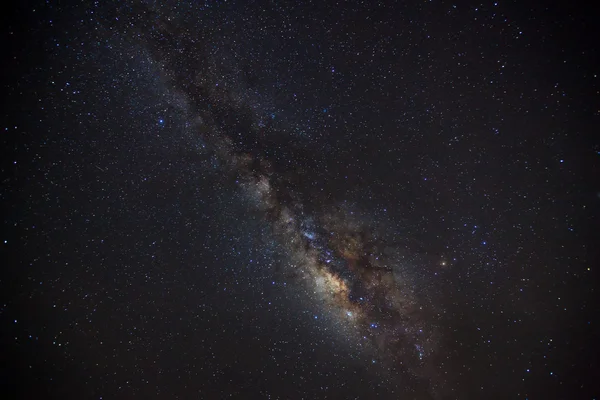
xmin=120 ymin=2 xmax=439 ymax=386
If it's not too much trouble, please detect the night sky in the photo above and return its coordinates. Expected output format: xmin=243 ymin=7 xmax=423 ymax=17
xmin=2 ymin=1 xmax=599 ymax=399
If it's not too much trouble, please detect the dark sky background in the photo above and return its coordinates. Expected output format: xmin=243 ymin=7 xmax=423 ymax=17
xmin=2 ymin=1 xmax=599 ymax=399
